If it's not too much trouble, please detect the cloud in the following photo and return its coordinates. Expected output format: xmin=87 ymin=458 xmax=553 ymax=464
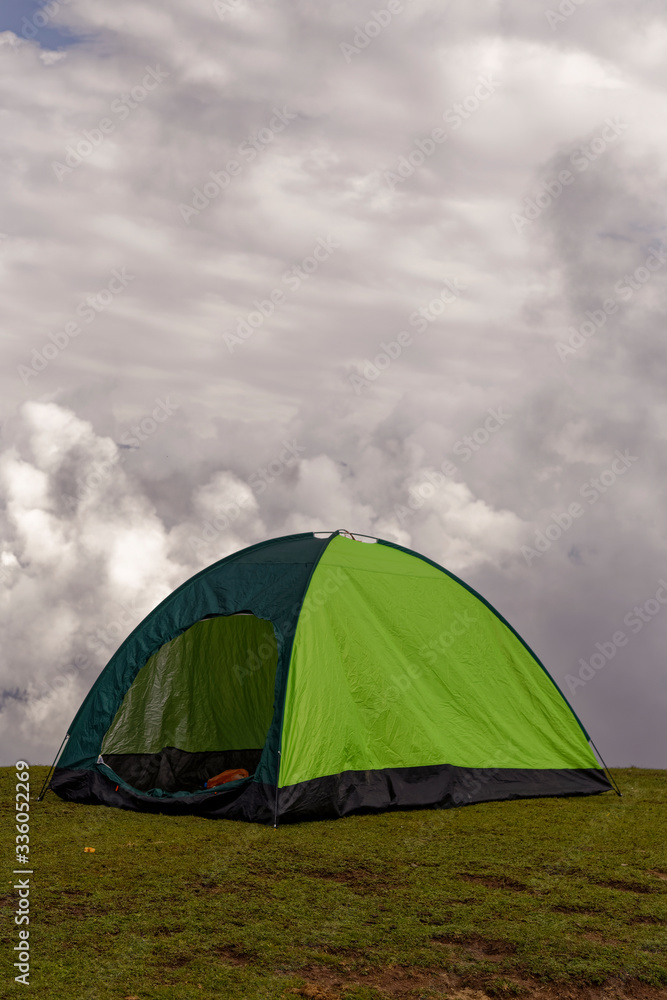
xmin=1 ymin=1 xmax=666 ymax=767
xmin=0 ymin=398 xmax=526 ymax=763
xmin=0 ymin=403 xmax=184 ymax=753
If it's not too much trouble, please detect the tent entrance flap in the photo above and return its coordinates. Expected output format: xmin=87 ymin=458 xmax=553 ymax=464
xmin=100 ymin=614 xmax=278 ymax=793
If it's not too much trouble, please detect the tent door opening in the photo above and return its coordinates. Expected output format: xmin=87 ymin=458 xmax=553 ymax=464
xmin=99 ymin=613 xmax=279 ymax=794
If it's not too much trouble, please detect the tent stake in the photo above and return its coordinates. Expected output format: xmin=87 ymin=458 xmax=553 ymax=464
xmin=37 ymin=733 xmax=70 ymax=802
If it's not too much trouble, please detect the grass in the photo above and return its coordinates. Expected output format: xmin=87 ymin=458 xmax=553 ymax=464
xmin=1 ymin=767 xmax=666 ymax=999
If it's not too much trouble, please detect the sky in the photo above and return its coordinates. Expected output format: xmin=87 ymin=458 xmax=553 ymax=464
xmin=1 ymin=0 xmax=666 ymax=769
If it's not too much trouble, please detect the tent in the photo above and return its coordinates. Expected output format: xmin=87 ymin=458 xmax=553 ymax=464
xmin=50 ymin=530 xmax=613 ymax=822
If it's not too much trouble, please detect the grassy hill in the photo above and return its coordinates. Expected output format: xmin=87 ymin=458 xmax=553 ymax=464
xmin=1 ymin=766 xmax=666 ymax=999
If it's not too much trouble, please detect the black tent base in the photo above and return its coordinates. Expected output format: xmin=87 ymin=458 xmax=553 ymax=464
xmin=50 ymin=766 xmax=277 ymax=823
xmin=50 ymin=763 xmax=613 ymax=824
xmin=278 ymin=764 xmax=613 ymax=821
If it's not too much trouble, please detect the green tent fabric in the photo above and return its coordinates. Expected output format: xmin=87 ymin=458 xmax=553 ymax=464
xmin=51 ymin=530 xmax=612 ymax=822
xmin=101 ymin=615 xmax=278 ymax=756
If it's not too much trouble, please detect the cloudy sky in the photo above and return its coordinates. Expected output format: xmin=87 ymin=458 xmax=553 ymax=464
xmin=1 ymin=0 xmax=665 ymax=770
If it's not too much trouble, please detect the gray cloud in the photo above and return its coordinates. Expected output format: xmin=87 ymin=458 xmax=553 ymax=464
xmin=1 ymin=0 xmax=666 ymax=767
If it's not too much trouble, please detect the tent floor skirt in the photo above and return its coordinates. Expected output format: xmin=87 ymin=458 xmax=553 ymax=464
xmin=51 ymin=763 xmax=612 ymax=823
xmin=275 ymin=764 xmax=613 ymax=822
xmin=50 ymin=766 xmax=276 ymax=823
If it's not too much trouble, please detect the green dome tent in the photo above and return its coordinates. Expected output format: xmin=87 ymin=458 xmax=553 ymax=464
xmin=50 ymin=530 xmax=612 ymax=822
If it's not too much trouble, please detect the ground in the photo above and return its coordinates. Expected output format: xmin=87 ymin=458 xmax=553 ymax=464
xmin=1 ymin=766 xmax=665 ymax=998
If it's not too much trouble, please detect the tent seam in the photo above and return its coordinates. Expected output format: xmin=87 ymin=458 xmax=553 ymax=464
xmin=273 ymin=531 xmax=341 ymax=797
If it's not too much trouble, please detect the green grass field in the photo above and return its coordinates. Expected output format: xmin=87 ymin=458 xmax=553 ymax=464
xmin=1 ymin=767 xmax=666 ymax=999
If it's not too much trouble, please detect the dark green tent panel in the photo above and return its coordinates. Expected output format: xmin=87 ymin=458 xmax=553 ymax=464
xmin=50 ymin=530 xmax=612 ymax=822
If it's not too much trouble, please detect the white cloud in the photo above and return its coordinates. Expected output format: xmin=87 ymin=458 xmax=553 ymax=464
xmin=1 ymin=1 xmax=666 ymax=766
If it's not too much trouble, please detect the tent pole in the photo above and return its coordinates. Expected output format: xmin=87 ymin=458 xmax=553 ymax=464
xmin=273 ymin=750 xmax=281 ymax=828
xmin=590 ymin=738 xmax=622 ymax=797
xmin=37 ymin=733 xmax=70 ymax=802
